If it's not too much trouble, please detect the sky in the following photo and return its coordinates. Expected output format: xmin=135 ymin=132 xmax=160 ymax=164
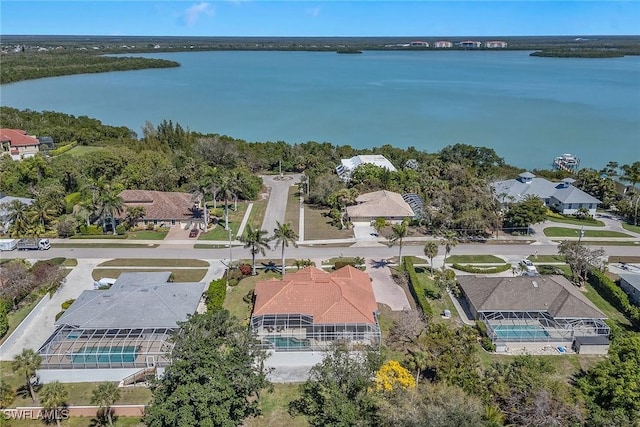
xmin=1 ymin=1 xmax=638 ymax=37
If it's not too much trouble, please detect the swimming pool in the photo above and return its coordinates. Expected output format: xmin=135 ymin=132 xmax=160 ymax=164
xmin=71 ymin=346 xmax=137 ymax=364
xmin=492 ymin=325 xmax=550 ymax=340
xmin=265 ymin=336 xmax=310 ymax=349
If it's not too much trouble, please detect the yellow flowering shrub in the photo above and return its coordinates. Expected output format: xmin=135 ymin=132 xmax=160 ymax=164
xmin=373 ymin=360 xmax=416 ymax=392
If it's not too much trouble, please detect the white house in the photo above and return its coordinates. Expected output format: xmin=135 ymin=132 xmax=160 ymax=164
xmin=492 ymin=172 xmax=601 ymax=216
xmin=336 ymin=155 xmax=397 ymax=181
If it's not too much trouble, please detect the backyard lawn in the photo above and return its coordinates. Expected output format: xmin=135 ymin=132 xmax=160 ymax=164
xmin=245 ymin=383 xmax=308 ymax=427
xmin=223 ymin=272 xmax=280 ymax=325
xmin=582 ymin=283 xmax=635 ymax=332
xmin=543 ymin=227 xmax=632 ymax=238
xmin=304 ymin=205 xmax=353 ymax=240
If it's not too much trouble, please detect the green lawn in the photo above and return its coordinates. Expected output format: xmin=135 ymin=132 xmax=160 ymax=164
xmin=543 ymin=227 xmax=632 ymax=238
xmin=622 ymin=222 xmax=640 ymax=234
xmin=63 ymin=145 xmax=108 ymax=156
xmin=126 ymin=230 xmax=168 ymax=240
xmin=284 ymin=186 xmax=301 ymax=237
xmin=223 ymin=272 xmax=280 ymax=326
xmin=200 ymin=203 xmax=249 ymax=240
xmin=245 ymin=383 xmax=308 ymax=427
xmin=582 ymin=283 xmax=634 ymax=332
xmin=92 ymin=268 xmax=207 ymax=282
xmin=546 ymin=215 xmax=605 ymax=227
xmin=0 ymin=293 xmax=45 ymax=345
xmin=574 ymin=240 xmax=640 ymax=246
xmin=98 ymin=259 xmax=209 ymax=267
xmin=527 ymin=254 xmax=566 ymax=263
xmin=446 ymin=255 xmax=505 ymax=264
xmin=62 ymin=258 xmax=79 ymax=266
xmin=609 ymin=256 xmax=640 ymax=264
xmin=247 ymin=199 xmax=268 ymax=231
xmin=304 ymin=205 xmax=353 ymax=240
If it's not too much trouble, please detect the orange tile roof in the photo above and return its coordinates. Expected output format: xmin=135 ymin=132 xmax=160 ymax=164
xmin=0 ymin=129 xmax=39 ymax=147
xmin=253 ymin=266 xmax=378 ymax=325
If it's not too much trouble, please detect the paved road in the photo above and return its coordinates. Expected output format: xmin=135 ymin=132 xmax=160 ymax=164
xmin=260 ymin=174 xmax=302 ymax=234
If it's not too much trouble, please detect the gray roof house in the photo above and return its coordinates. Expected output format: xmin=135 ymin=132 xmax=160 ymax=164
xmin=457 ymin=275 xmax=609 ymax=352
xmin=492 ymin=172 xmax=601 ymax=215
xmin=619 ymin=273 xmax=640 ymax=306
xmin=37 ymin=272 xmax=207 ymax=383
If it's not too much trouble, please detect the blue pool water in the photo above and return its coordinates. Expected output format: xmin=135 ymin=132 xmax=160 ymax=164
xmin=265 ymin=336 xmax=310 ymax=349
xmin=492 ymin=325 xmax=550 ymax=340
xmin=71 ymin=346 xmax=137 ymax=364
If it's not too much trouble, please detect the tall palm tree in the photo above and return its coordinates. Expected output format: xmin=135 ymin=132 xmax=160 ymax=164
xmin=272 ymin=221 xmax=298 ymax=277
xmin=423 ymin=241 xmax=439 ymax=273
xmin=40 ymin=381 xmax=68 ymax=427
xmin=124 ymin=206 xmax=146 ymax=229
xmin=441 ymin=230 xmax=458 ymax=270
xmin=12 ymin=349 xmax=42 ymax=402
xmin=620 ymin=161 xmax=640 ymax=190
xmin=218 ymin=173 xmax=239 ymax=231
xmin=91 ymin=381 xmax=121 ymax=426
xmin=239 ymin=224 xmax=272 ymax=275
xmin=28 ymin=196 xmax=57 ymax=229
xmin=6 ymin=199 xmax=30 ymax=237
xmin=388 ymin=218 xmax=410 ymax=266
xmin=97 ymin=186 xmax=124 ymax=235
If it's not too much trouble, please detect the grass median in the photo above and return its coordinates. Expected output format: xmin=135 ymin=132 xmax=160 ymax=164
xmin=543 ymin=227 xmax=632 ymax=238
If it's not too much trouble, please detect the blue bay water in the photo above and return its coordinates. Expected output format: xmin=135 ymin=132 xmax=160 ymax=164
xmin=0 ymin=50 xmax=638 ymax=170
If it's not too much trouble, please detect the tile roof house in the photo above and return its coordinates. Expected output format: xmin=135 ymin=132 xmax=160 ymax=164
xmin=346 ymin=190 xmax=415 ymax=223
xmin=492 ymin=172 xmax=601 ymax=215
xmin=336 ymin=155 xmax=397 ymax=181
xmin=251 ymin=266 xmax=380 ymax=351
xmin=0 ymin=129 xmax=40 ymax=160
xmin=118 ymin=190 xmax=202 ymax=227
xmin=457 ymin=275 xmax=609 ymax=352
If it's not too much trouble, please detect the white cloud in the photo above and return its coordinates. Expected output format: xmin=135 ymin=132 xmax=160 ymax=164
xmin=184 ymin=2 xmax=214 ymax=27
xmin=306 ymin=7 xmax=320 ymax=18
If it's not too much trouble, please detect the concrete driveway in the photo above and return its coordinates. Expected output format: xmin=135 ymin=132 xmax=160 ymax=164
xmin=365 ymin=259 xmax=411 ymax=311
xmin=261 ymin=174 xmax=302 ymax=235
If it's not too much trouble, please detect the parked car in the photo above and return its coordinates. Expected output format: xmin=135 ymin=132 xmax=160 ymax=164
xmin=520 ymin=259 xmax=537 ymax=272
xmin=189 ymin=229 xmax=199 ymax=238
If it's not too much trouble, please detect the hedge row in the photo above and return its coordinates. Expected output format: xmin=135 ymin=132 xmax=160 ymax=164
xmin=0 ymin=299 xmax=10 ymax=338
xmin=206 ymin=278 xmax=227 ymax=312
xmin=404 ymin=257 xmax=433 ymax=316
xmin=48 ymin=141 xmax=78 ymax=156
xmin=587 ymin=270 xmax=640 ymax=327
xmin=452 ymin=263 xmax=512 ymax=274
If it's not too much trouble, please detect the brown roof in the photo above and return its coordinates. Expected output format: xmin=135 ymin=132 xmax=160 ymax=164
xmin=253 ymin=266 xmax=378 ymax=325
xmin=0 ymin=129 xmax=40 ymax=147
xmin=457 ymin=275 xmax=606 ymax=319
xmin=346 ymin=190 xmax=414 ymax=219
xmin=118 ymin=190 xmax=199 ymax=220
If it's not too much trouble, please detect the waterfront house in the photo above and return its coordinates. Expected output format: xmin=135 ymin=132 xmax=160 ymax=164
xmin=458 ymin=40 xmax=482 ymax=48
xmin=492 ymin=172 xmax=601 ymax=216
xmin=118 ymin=190 xmax=203 ymax=228
xmin=433 ymin=41 xmax=453 ymax=48
xmin=457 ymin=275 xmax=609 ymax=354
xmin=251 ymin=266 xmax=380 ymax=352
xmin=346 ymin=190 xmax=415 ymax=224
xmin=336 ymin=155 xmax=397 ymax=181
xmin=410 ymin=41 xmax=429 ymax=47
xmin=0 ymin=129 xmax=40 ymax=160
xmin=485 ymin=41 xmax=508 ymax=48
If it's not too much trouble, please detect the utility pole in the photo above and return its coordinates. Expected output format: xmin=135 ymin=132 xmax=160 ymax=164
xmin=226 ymin=228 xmax=233 ymax=287
xmin=578 ymin=226 xmax=585 ymax=244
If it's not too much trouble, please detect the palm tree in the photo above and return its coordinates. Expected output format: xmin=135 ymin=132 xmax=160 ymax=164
xmin=373 ymin=217 xmax=387 ymax=236
xmin=423 ymin=241 xmax=439 ymax=273
xmin=441 ymin=230 xmax=458 ymax=270
xmin=39 ymin=381 xmax=68 ymax=427
xmin=12 ymin=349 xmax=41 ymax=402
xmin=91 ymin=381 xmax=121 ymax=426
xmin=28 ymin=196 xmax=57 ymax=229
xmin=97 ymin=186 xmax=124 ymax=235
xmin=272 ymin=221 xmax=298 ymax=277
xmin=218 ymin=173 xmax=239 ymax=231
xmin=124 ymin=206 xmax=146 ymax=229
xmin=239 ymin=224 xmax=272 ymax=275
xmin=620 ymin=161 xmax=640 ymax=190
xmin=6 ymin=199 xmax=31 ymax=237
xmin=388 ymin=218 xmax=410 ymax=265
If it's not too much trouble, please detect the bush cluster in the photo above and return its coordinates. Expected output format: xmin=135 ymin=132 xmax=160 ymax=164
xmin=61 ymin=299 xmax=75 ymax=310
xmin=206 ymin=278 xmax=227 ymax=312
xmin=403 ymin=257 xmax=433 ymax=316
xmin=452 ymin=263 xmax=511 ymax=274
xmin=587 ymin=270 xmax=640 ymax=326
xmin=475 ymin=320 xmax=496 ymax=352
xmin=79 ymin=224 xmax=103 ymax=235
xmin=239 ymin=264 xmax=252 ymax=276
xmin=0 ymin=299 xmax=10 ymax=338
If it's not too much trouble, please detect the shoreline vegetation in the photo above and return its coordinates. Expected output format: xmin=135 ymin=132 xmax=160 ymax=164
xmin=1 ymin=34 xmax=639 ymax=84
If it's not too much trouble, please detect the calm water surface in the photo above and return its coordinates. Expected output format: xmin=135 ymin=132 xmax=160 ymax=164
xmin=1 ymin=50 xmax=638 ymax=169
